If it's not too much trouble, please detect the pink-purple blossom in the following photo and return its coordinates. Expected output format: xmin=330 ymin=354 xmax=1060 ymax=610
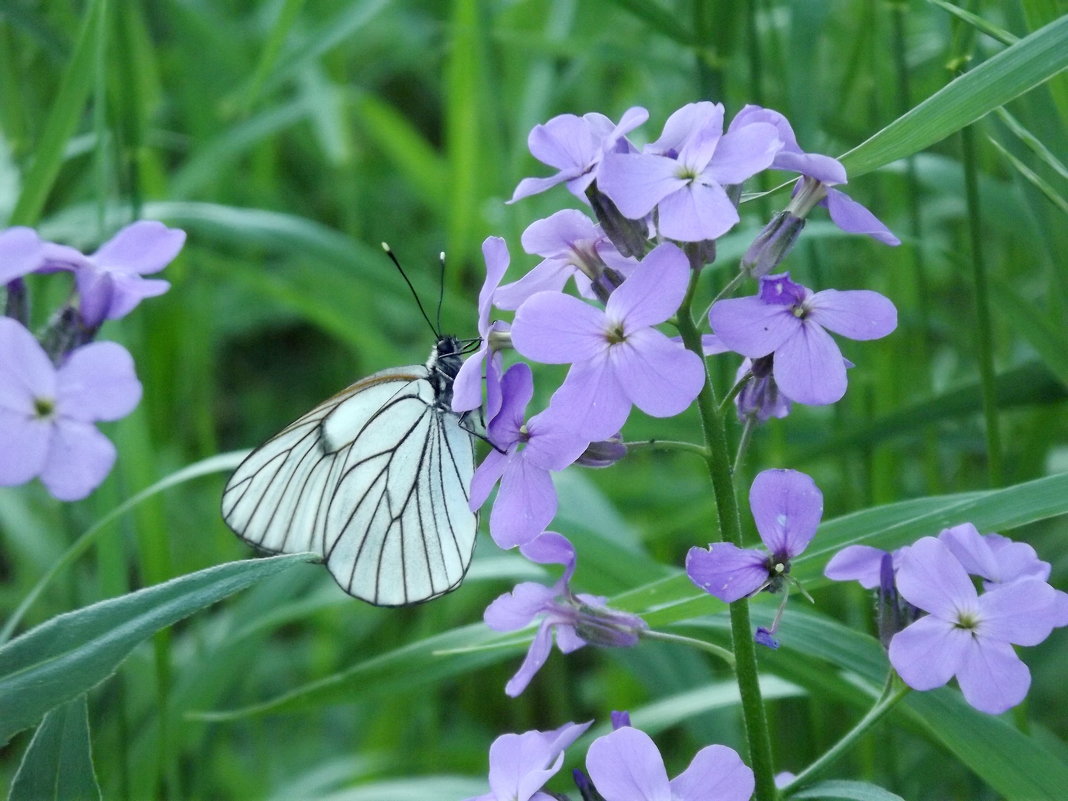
xmin=687 ymin=468 xmax=823 ymax=602
xmin=597 ymin=101 xmax=781 ymax=242
xmin=484 ymin=532 xmax=646 ymax=696
xmin=464 ymin=720 xmax=592 ymax=801
xmin=509 ymin=107 xmax=649 ymax=204
xmin=40 ymin=221 xmax=185 ymax=328
xmin=469 ymin=365 xmax=588 ymax=549
xmin=0 ymin=317 xmax=142 ymax=500
xmin=510 ymin=242 xmax=705 ymax=441
xmin=585 ymin=725 xmax=754 ymax=801
xmin=888 ymin=536 xmax=1064 ymax=714
xmin=710 ymin=272 xmax=897 ymax=406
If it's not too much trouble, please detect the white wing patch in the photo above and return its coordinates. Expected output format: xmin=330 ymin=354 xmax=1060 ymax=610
xmin=221 ymin=366 xmax=477 ymax=606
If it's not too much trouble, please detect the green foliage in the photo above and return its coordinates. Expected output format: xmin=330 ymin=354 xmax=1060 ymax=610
xmin=1 ymin=1 xmax=1067 ymax=800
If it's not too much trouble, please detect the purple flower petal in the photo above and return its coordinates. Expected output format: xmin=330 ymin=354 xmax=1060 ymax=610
xmin=505 ymin=621 xmax=555 ymax=697
xmin=955 ymin=637 xmax=1031 ymax=715
xmin=710 ymin=297 xmax=798 ymax=358
xmin=0 ymin=318 xmax=57 ymax=403
xmin=56 ymin=341 xmax=142 ymax=422
xmin=824 ymin=188 xmax=900 ymax=245
xmin=470 ymin=448 xmax=508 ymax=511
xmin=548 ymin=355 xmax=631 ymax=442
xmin=823 ymin=544 xmax=890 ymax=589
xmin=585 ymin=727 xmax=670 ymax=801
xmin=647 ymin=102 xmax=723 ymax=156
xmin=704 ymin=122 xmax=781 ymax=185
xmin=521 ymin=209 xmax=599 ymax=254
xmin=895 ymin=536 xmax=977 ymax=619
xmin=484 ymin=582 xmax=556 ymax=631
xmin=511 ymin=292 xmax=607 ymax=364
xmin=655 ymin=179 xmax=740 ymax=242
xmin=510 ymin=174 xmax=574 ymax=204
xmin=612 ymin=328 xmax=704 ymax=418
xmin=0 ymin=227 xmax=44 ymax=283
xmin=597 ymin=152 xmax=687 ymax=220
xmin=0 ymin=410 xmax=50 ymax=486
xmin=39 ymin=419 xmax=117 ymax=501
xmin=604 ymin=243 xmax=689 ymax=330
xmin=806 ymin=289 xmax=897 ymax=341
xmin=487 ymin=363 xmax=534 ymax=448
xmin=490 ymin=455 xmax=557 ymax=549
xmin=522 ymin=408 xmax=590 ymax=472
xmin=519 ymin=531 xmax=576 ymax=577
xmin=686 ymin=543 xmax=768 ymax=602
xmin=976 ymin=579 xmax=1056 ymax=646
xmin=748 ymin=469 xmax=823 ymax=557
xmin=771 ymin=321 xmax=847 ymax=405
xmin=888 ymin=614 xmax=969 ymax=691
xmin=670 ymin=744 xmax=754 ymax=801
xmin=494 ymin=260 xmax=574 ymax=311
xmin=92 ymin=221 xmax=186 ymax=275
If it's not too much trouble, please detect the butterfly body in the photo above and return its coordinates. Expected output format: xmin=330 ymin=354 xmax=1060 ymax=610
xmin=222 ymin=336 xmax=477 ymax=606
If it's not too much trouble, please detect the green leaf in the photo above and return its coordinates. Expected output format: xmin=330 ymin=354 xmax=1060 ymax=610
xmin=789 ymin=779 xmax=904 ymax=801
xmin=840 ymin=15 xmax=1068 ymax=177
xmin=0 ymin=553 xmax=315 ymax=745
xmin=8 ymin=0 xmax=105 ymax=224
xmin=8 ymin=695 xmax=100 ymax=801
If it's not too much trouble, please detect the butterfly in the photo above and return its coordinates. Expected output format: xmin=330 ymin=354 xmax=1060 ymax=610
xmin=221 ymin=254 xmax=478 ymax=606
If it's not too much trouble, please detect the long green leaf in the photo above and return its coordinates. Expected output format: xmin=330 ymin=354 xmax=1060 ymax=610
xmin=0 ymin=553 xmax=315 ymax=745
xmin=8 ymin=0 xmax=105 ymax=225
xmin=840 ymin=15 xmax=1068 ymax=177
xmin=789 ymin=779 xmax=904 ymax=801
xmin=7 ymin=695 xmax=100 ymax=801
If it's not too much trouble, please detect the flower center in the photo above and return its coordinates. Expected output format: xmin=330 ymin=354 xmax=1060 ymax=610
xmin=33 ymin=396 xmax=56 ymax=419
xmin=954 ymin=611 xmax=980 ymax=632
xmin=605 ymin=323 xmax=627 ymax=345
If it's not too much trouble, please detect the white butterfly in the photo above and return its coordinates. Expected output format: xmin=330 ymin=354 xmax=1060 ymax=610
xmin=221 ymin=335 xmax=478 ymax=606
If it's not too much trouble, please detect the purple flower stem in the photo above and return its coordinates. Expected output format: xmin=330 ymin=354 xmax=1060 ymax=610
xmin=674 ymin=247 xmax=777 ymax=801
xmin=778 ymin=674 xmax=911 ymax=796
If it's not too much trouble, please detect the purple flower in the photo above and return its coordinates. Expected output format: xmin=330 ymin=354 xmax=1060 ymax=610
xmin=937 ymin=523 xmax=1051 ymax=587
xmin=687 ymin=468 xmax=823 ymax=602
xmin=710 ymin=272 xmax=897 ymax=405
xmin=585 ymin=726 xmax=754 ymax=801
xmin=484 ymin=532 xmax=646 ymax=696
xmin=510 ymin=242 xmax=705 ymax=441
xmin=464 ymin=720 xmax=593 ymax=801
xmin=469 ymin=364 xmax=589 ymax=548
xmin=888 ymin=536 xmax=1063 ymax=714
xmin=41 ymin=221 xmax=185 ymax=328
xmin=453 ymin=236 xmax=510 ymax=415
xmin=494 ymin=210 xmax=637 ymax=310
xmin=729 ymin=104 xmax=900 ymax=246
xmin=0 ymin=227 xmax=44 ymax=284
xmin=0 ymin=317 xmax=142 ymax=500
xmin=597 ymin=101 xmax=781 ymax=242
xmin=509 ymin=107 xmax=649 ymax=204
xmin=824 ymin=543 xmax=898 ymax=589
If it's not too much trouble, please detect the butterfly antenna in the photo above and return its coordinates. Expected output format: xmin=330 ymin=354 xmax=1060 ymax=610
xmin=435 ymin=251 xmax=446 ymax=334
xmin=382 ymin=242 xmax=438 ymax=336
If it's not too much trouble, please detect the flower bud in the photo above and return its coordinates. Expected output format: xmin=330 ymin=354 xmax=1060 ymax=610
xmin=586 ymin=181 xmax=648 ymax=258
xmin=576 ymin=435 xmax=627 ymax=468
xmin=574 ymin=601 xmax=647 ymax=648
xmin=742 ymin=211 xmax=805 ymax=278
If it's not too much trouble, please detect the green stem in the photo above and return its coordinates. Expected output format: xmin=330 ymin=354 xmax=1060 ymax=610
xmin=780 ymin=675 xmax=910 ymax=795
xmin=622 ymin=439 xmax=709 ymax=459
xmin=676 ymin=264 xmax=778 ymax=801
xmin=640 ymin=629 xmax=736 ymax=668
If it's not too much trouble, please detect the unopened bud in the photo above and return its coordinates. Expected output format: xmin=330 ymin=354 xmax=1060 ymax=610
xmin=742 ymin=211 xmax=805 ymax=278
xmin=586 ymin=182 xmax=648 ymax=259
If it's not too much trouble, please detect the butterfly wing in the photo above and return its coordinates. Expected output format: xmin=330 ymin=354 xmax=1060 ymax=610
xmin=221 ymin=365 xmax=477 ymax=606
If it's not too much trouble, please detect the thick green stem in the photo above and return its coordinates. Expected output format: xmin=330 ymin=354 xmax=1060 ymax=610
xmin=779 ymin=676 xmax=910 ymax=795
xmin=676 ymin=267 xmax=778 ymax=801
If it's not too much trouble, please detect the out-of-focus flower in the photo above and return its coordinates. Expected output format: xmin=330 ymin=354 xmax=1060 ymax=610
xmin=0 ymin=227 xmax=44 ymax=284
xmin=0 ymin=317 xmax=141 ymax=500
xmin=464 ymin=720 xmax=593 ymax=801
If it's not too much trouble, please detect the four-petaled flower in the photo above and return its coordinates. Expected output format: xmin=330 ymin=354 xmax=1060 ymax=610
xmin=710 ymin=272 xmax=897 ymax=405
xmin=687 ymin=468 xmax=823 ymax=602
xmin=484 ymin=532 xmax=646 ymax=696
xmin=510 ymin=242 xmax=705 ymax=441
xmin=464 ymin=720 xmax=593 ymax=801
xmin=585 ymin=725 xmax=754 ymax=801
xmin=888 ymin=536 xmax=1063 ymax=714
xmin=469 ymin=364 xmax=589 ymax=548
xmin=598 ymin=101 xmax=781 ymax=242
xmin=0 ymin=318 xmax=142 ymax=500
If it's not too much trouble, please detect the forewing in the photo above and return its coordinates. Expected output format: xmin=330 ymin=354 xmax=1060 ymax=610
xmin=221 ymin=370 xmax=423 ymax=559
xmin=324 ymin=380 xmax=478 ymax=606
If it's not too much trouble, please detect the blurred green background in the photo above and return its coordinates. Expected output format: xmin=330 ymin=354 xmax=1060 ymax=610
xmin=1 ymin=1 xmax=1066 ymax=799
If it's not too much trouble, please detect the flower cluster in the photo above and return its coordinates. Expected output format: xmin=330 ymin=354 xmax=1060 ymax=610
xmin=0 ymin=222 xmax=184 ymax=500
xmin=826 ymin=523 xmax=1068 ymax=714
xmin=458 ymin=99 xmax=901 ymax=694
xmin=465 ymin=714 xmax=754 ymax=801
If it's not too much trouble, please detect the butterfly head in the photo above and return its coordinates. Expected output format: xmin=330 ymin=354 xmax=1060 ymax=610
xmin=427 ymin=335 xmax=463 ymax=405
